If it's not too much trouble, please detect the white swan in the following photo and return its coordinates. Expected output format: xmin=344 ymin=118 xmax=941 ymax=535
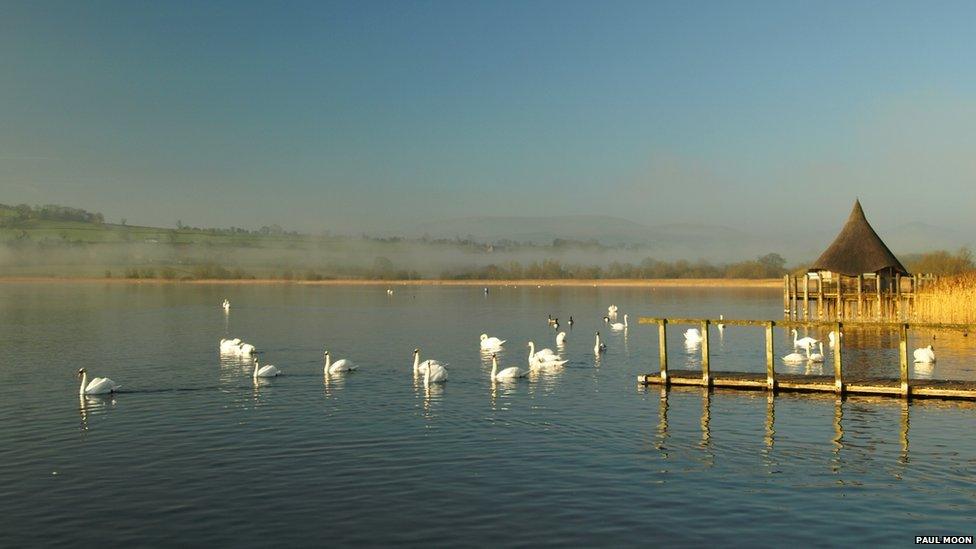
xmin=252 ymin=359 xmax=281 ymax=378
xmin=480 ymin=334 xmax=506 ymax=350
xmin=527 ymin=341 xmax=567 ymax=368
xmin=594 ymin=331 xmax=607 ymax=354
xmin=237 ymin=343 xmax=256 ymax=357
xmin=609 ymin=314 xmax=628 ymax=331
xmin=324 ymin=350 xmax=358 ymax=374
xmin=782 ymin=348 xmax=807 ymax=363
xmin=717 ymin=314 xmax=725 ymax=334
xmin=913 ymin=344 xmax=936 ymax=364
xmin=77 ymin=368 xmax=120 ymax=395
xmin=828 ymin=330 xmax=843 ymax=348
xmin=491 ymin=354 xmax=528 ymax=381
xmin=423 ymin=359 xmax=448 ymax=386
xmin=222 ymin=299 xmax=230 ymax=311
xmin=413 ymin=349 xmax=447 ymax=375
xmin=791 ymin=329 xmax=819 ymax=351
xmin=556 ymin=331 xmax=567 ymax=346
xmin=219 ymin=338 xmax=242 ymax=353
xmin=808 ymin=342 xmax=824 ymax=363
xmin=684 ymin=328 xmax=703 ymax=343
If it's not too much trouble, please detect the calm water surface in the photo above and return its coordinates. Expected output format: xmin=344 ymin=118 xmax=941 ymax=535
xmin=1 ymin=283 xmax=974 ymax=547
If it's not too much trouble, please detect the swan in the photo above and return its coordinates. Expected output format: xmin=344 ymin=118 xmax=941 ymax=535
xmin=782 ymin=348 xmax=807 ymax=363
xmin=480 ymin=334 xmax=506 ymax=350
xmin=717 ymin=314 xmax=725 ymax=334
xmin=386 ymin=288 xmax=394 ymax=295
xmin=491 ymin=354 xmax=528 ymax=380
xmin=594 ymin=331 xmax=607 ymax=354
xmin=222 ymin=299 xmax=230 ymax=311
xmin=828 ymin=330 xmax=843 ymax=348
xmin=556 ymin=331 xmax=567 ymax=346
xmin=252 ymin=359 xmax=281 ymax=378
xmin=913 ymin=345 xmax=936 ymax=363
xmin=413 ymin=349 xmax=447 ymax=375
xmin=527 ymin=341 xmax=567 ymax=368
xmin=237 ymin=343 xmax=256 ymax=357
xmin=791 ymin=329 xmax=819 ymax=351
xmin=77 ymin=368 xmax=120 ymax=395
xmin=324 ymin=350 xmax=358 ymax=374
xmin=808 ymin=342 xmax=824 ymax=363
xmin=608 ymin=314 xmax=628 ymax=331
xmin=423 ymin=359 xmax=448 ymax=386
xmin=684 ymin=328 xmax=703 ymax=343
xmin=219 ymin=338 xmax=242 ymax=352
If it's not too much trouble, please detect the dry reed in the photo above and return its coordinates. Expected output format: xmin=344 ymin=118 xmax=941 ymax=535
xmin=914 ymin=271 xmax=976 ymax=324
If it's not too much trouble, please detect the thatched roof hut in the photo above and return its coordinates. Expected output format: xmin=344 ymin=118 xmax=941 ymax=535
xmin=809 ymin=200 xmax=909 ymax=276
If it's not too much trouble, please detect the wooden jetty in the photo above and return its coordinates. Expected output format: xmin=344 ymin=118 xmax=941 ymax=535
xmin=637 ymin=317 xmax=976 ymax=401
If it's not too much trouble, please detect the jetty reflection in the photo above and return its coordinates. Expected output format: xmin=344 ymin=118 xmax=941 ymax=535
xmin=648 ymin=386 xmax=976 ymax=470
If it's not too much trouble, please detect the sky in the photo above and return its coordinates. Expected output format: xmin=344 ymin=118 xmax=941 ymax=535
xmin=2 ymin=0 xmax=975 ymax=236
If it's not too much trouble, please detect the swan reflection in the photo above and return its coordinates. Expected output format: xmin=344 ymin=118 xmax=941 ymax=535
xmin=79 ymin=394 xmax=116 ymax=432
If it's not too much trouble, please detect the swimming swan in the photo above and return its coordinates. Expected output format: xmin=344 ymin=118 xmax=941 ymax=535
xmin=556 ymin=331 xmax=567 ymax=346
xmin=480 ymin=334 xmax=506 ymax=350
xmin=684 ymin=328 xmax=703 ymax=343
xmin=594 ymin=331 xmax=607 ymax=354
xmin=828 ymin=331 xmax=843 ymax=348
xmin=222 ymin=299 xmax=230 ymax=311
xmin=77 ymin=368 xmax=120 ymax=395
xmin=324 ymin=350 xmax=358 ymax=374
xmin=491 ymin=354 xmax=528 ymax=381
xmin=252 ymin=359 xmax=281 ymax=379
xmin=527 ymin=341 xmax=567 ymax=368
xmin=413 ymin=349 xmax=447 ymax=376
xmin=913 ymin=345 xmax=936 ymax=363
xmin=791 ymin=329 xmax=819 ymax=351
xmin=422 ymin=359 xmax=448 ymax=386
xmin=782 ymin=348 xmax=807 ymax=363
xmin=609 ymin=314 xmax=628 ymax=331
xmin=808 ymin=342 xmax=824 ymax=363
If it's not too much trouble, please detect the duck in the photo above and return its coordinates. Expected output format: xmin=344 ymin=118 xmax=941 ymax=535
xmin=324 ymin=350 xmax=357 ymax=374
xmin=913 ymin=344 xmax=936 ymax=364
xmin=491 ymin=353 xmax=528 ymax=381
xmin=568 ymin=316 xmax=574 ymax=328
xmin=479 ymin=334 xmax=506 ymax=350
xmin=77 ymin=368 xmax=121 ymax=395
xmin=252 ymin=359 xmax=281 ymax=379
xmin=594 ymin=331 xmax=607 ymax=354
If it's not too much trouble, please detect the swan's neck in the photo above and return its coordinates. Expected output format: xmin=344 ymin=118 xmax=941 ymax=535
xmin=528 ymin=342 xmax=535 ymax=360
xmin=253 ymin=361 xmax=259 ymax=378
xmin=624 ymin=315 xmax=628 ymax=326
xmin=79 ymin=372 xmax=87 ymax=395
xmin=325 ymin=353 xmax=331 ymax=371
xmin=595 ymin=333 xmax=601 ymax=348
xmin=491 ymin=357 xmax=497 ymax=378
xmin=413 ymin=353 xmax=420 ymax=374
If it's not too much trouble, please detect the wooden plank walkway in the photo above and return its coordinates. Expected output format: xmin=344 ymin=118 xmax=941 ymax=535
xmin=638 ymin=370 xmax=976 ymax=400
xmin=636 ymin=316 xmax=976 ymax=401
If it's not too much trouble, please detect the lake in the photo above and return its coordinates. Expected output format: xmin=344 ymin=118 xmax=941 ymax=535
xmin=0 ymin=282 xmax=973 ymax=547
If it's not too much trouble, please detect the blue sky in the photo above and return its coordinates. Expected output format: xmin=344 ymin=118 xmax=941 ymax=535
xmin=2 ymin=1 xmax=975 ymax=234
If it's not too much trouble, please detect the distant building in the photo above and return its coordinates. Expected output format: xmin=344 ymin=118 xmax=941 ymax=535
xmin=808 ymin=199 xmax=909 ymax=285
xmin=787 ymin=200 xmax=923 ymax=321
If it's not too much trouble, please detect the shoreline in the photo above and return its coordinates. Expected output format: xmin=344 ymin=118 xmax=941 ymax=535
xmin=0 ymin=277 xmax=781 ymax=288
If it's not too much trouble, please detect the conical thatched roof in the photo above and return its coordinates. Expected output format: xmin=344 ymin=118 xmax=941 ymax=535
xmin=809 ymin=200 xmax=909 ymax=276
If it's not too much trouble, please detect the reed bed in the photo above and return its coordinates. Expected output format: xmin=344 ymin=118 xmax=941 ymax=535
xmin=915 ymin=271 xmax=976 ymax=324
